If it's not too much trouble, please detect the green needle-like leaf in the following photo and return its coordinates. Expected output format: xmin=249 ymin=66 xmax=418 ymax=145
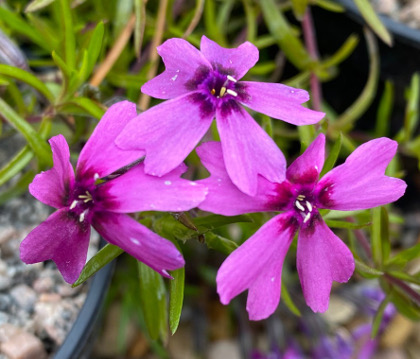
xmin=0 ymin=65 xmax=54 ymax=102
xmin=169 ymin=265 xmax=185 ymax=335
xmin=73 ymin=244 xmax=124 ymax=287
xmin=354 ymin=0 xmax=392 ymax=46
xmin=25 ymin=0 xmax=56 ymax=12
xmin=0 ymin=99 xmax=52 ymax=165
xmin=138 ymin=261 xmax=168 ymax=341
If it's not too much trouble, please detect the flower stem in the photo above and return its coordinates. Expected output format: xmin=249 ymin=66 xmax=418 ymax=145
xmin=302 ymin=7 xmax=322 ymax=113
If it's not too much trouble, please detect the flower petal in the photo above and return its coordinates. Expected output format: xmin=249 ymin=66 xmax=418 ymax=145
xmin=200 ymin=36 xmax=259 ymax=79
xmin=29 ymin=135 xmax=74 ymax=209
xmin=216 ymin=104 xmax=285 ymax=196
xmin=286 ymin=133 xmax=325 ymax=185
xmin=297 ymin=216 xmax=355 ymax=312
xmin=142 ymin=38 xmax=211 ymax=99
xmin=77 ymin=101 xmax=145 ymax=179
xmin=196 ymin=141 xmax=281 ymax=215
xmin=116 ymin=93 xmax=214 ymax=177
xmin=92 ymin=212 xmax=184 ymax=277
xmin=316 ymin=138 xmax=407 ymax=210
xmin=216 ymin=213 xmax=298 ymax=320
xmin=20 ymin=209 xmax=90 ymax=284
xmin=240 ymin=81 xmax=325 ymax=125
xmin=100 ymin=163 xmax=207 ymax=212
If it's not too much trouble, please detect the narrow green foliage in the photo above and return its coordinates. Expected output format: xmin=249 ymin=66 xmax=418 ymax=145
xmin=375 ymin=81 xmax=394 ymax=137
xmin=371 ymin=295 xmax=391 ymax=338
xmin=320 ymin=34 xmax=359 ymax=69
xmin=354 ymin=0 xmax=392 ymax=46
xmin=138 ymin=261 xmax=168 ymax=341
xmin=25 ymin=0 xmax=56 ymax=12
xmin=0 ymin=7 xmax=50 ymax=51
xmin=298 ymin=125 xmax=316 ymax=151
xmin=0 ymin=65 xmax=54 ymax=102
xmin=291 ymin=0 xmax=308 ymax=20
xmin=134 ymin=0 xmax=147 ymax=57
xmin=314 ymin=0 xmax=345 ymax=12
xmin=325 ymin=219 xmax=371 ymax=230
xmin=386 ymin=243 xmax=420 ymax=268
xmin=0 ymin=99 xmax=52 ymax=165
xmin=242 ymin=0 xmax=257 ymax=42
xmin=193 ymin=214 xmax=253 ymax=231
xmin=320 ymin=132 xmax=342 ymax=177
xmin=281 ymin=281 xmax=301 ymax=316
xmin=59 ymin=0 xmax=76 ymax=70
xmin=371 ymin=207 xmax=384 ymax=267
xmin=354 ymin=258 xmax=384 ymax=279
xmin=204 ymin=0 xmax=227 ymax=46
xmin=398 ymin=73 xmax=420 ymax=143
xmin=388 ymin=289 xmax=420 ymax=320
xmin=333 ymin=29 xmax=379 ymax=131
xmin=169 ymin=265 xmax=185 ymax=335
xmin=73 ymin=244 xmax=124 ymax=287
xmin=260 ymin=0 xmax=312 ymax=70
xmin=85 ymin=22 xmax=105 ymax=78
xmin=58 ymin=97 xmax=106 ymax=119
xmin=261 ymin=115 xmax=273 ymax=138
xmin=205 ymin=232 xmax=238 ymax=255
xmin=0 ymin=170 xmax=35 ymax=205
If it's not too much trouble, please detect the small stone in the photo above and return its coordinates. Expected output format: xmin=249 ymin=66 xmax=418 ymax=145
xmin=0 ymin=313 xmax=9 ymax=326
xmin=0 ymin=276 xmax=11 ymax=291
xmin=0 ymin=295 xmax=12 ymax=312
xmin=10 ymin=284 xmax=37 ymax=312
xmin=38 ymin=293 xmax=61 ymax=303
xmin=321 ymin=295 xmax=356 ymax=325
xmin=57 ymin=284 xmax=81 ymax=297
xmin=0 ymin=227 xmax=15 ymax=246
xmin=33 ymin=277 xmax=54 ymax=294
xmin=380 ymin=313 xmax=414 ymax=348
xmin=0 ymin=324 xmax=47 ymax=359
xmin=207 ymin=340 xmax=241 ymax=359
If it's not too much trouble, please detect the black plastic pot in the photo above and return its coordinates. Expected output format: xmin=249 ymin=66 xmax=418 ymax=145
xmin=311 ymin=3 xmax=420 ymax=211
xmin=52 ymin=255 xmax=114 ymax=359
xmin=335 ymin=0 xmax=420 ymax=49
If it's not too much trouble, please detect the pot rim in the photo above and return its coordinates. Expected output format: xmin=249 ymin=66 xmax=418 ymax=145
xmin=335 ymin=0 xmax=420 ymax=50
xmin=52 ymin=241 xmax=114 ymax=359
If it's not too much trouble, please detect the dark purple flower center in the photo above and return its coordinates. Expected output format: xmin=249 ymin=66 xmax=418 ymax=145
xmin=187 ymin=65 xmax=248 ymax=117
xmin=293 ymin=193 xmax=315 ymax=224
xmin=67 ymin=181 xmax=100 ymax=223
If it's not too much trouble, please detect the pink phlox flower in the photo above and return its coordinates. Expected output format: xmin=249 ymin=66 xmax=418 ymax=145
xmin=20 ymin=101 xmax=207 ymax=283
xmin=196 ymin=134 xmax=406 ymax=320
xmin=116 ymin=36 xmax=325 ymax=196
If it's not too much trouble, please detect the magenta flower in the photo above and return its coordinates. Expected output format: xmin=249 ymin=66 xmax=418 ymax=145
xmin=116 ymin=36 xmax=324 ymax=195
xmin=196 ymin=134 xmax=406 ymax=320
xmin=20 ymin=101 xmax=207 ymax=284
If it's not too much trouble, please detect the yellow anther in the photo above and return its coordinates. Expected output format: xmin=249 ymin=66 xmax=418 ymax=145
xmin=219 ymin=87 xmax=227 ymax=97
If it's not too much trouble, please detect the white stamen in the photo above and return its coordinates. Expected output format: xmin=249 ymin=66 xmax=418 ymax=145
xmin=303 ymin=212 xmax=311 ymax=223
xmin=295 ymin=200 xmax=305 ymax=212
xmin=70 ymin=200 xmax=78 ymax=210
xmin=79 ymin=211 xmax=86 ymax=222
xmin=306 ymin=201 xmax=313 ymax=212
xmin=226 ymin=89 xmax=238 ymax=97
xmin=227 ymin=75 xmax=237 ymax=82
xmin=164 ymin=180 xmax=172 ymax=185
